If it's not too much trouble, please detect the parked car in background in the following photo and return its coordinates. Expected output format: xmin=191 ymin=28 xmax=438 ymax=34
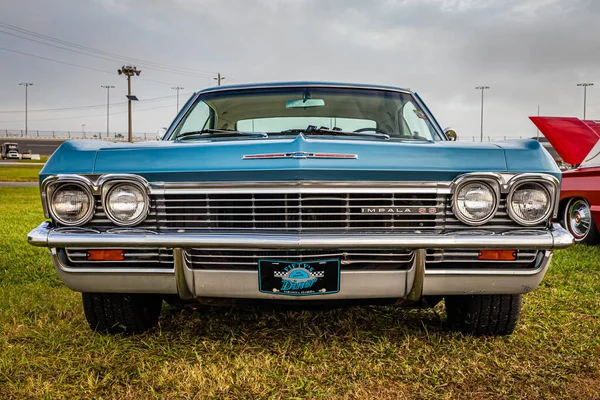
xmin=1 ymin=142 xmax=20 ymax=159
xmin=28 ymin=82 xmax=572 ymax=336
xmin=21 ymin=150 xmax=32 ymax=160
xmin=531 ymin=116 xmax=600 ymax=244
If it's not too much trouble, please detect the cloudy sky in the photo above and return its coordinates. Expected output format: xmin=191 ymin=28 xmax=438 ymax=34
xmin=0 ymin=0 xmax=598 ymax=140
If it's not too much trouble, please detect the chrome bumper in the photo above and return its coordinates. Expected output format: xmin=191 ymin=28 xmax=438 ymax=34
xmin=28 ymin=222 xmax=573 ymax=249
xmin=30 ymin=222 xmax=570 ymax=301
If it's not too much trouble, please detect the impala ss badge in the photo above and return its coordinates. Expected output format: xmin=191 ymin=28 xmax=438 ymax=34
xmin=361 ymin=207 xmax=439 ymax=214
xmin=243 ymin=152 xmax=358 ymax=159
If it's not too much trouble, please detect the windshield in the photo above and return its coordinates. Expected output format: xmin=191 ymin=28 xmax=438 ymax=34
xmin=169 ymin=87 xmax=442 ymax=141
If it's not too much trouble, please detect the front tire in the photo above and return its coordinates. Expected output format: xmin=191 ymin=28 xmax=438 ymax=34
xmin=82 ymin=293 xmax=163 ymax=334
xmin=445 ymin=294 xmax=521 ymax=336
xmin=564 ymin=198 xmax=599 ymax=245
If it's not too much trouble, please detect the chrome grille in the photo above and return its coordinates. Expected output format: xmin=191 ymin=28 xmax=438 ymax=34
xmin=184 ymin=248 xmax=415 ymax=270
xmin=64 ymin=247 xmax=174 ymax=268
xmin=157 ymin=192 xmax=445 ymax=232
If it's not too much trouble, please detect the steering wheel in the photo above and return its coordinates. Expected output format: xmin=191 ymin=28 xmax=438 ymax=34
xmin=353 ymin=127 xmax=390 ymax=135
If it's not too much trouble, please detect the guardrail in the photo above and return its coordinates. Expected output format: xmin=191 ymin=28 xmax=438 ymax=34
xmin=0 ymin=130 xmax=155 ymax=141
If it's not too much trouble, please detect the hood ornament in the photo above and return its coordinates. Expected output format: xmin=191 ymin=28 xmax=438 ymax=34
xmin=243 ymin=152 xmax=357 ymax=160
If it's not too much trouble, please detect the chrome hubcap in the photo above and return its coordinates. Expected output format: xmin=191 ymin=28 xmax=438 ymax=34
xmin=568 ymin=199 xmax=591 ymax=238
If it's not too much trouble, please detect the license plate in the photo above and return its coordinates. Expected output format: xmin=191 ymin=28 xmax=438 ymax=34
xmin=258 ymin=259 xmax=340 ymax=296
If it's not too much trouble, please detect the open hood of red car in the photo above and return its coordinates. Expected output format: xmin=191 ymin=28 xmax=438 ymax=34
xmin=530 ymin=116 xmax=600 ymax=165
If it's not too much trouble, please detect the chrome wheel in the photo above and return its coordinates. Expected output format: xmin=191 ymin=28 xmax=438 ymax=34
xmin=566 ymin=199 xmax=592 ymax=239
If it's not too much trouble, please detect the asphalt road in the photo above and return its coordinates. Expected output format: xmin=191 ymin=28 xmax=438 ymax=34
xmin=1 ymin=138 xmax=65 ymax=156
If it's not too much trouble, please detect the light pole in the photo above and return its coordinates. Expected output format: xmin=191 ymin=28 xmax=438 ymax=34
xmin=577 ymin=83 xmax=593 ymax=119
xmin=475 ymin=86 xmax=490 ymax=142
xmin=172 ymin=86 xmax=184 ymax=111
xmin=101 ymin=85 xmax=115 ymax=139
xmin=81 ymin=124 xmax=86 ymax=137
xmin=19 ymin=82 xmax=33 ymax=137
xmin=118 ymin=65 xmax=141 ymax=142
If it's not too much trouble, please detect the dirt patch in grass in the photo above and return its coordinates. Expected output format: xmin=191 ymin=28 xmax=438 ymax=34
xmin=0 ymin=187 xmax=599 ymax=399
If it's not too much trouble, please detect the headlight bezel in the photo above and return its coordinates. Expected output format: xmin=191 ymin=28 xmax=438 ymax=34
xmin=101 ymin=180 xmax=150 ymax=227
xmin=506 ymin=180 xmax=554 ymax=226
xmin=452 ymin=178 xmax=500 ymax=226
xmin=46 ymin=179 xmax=95 ymax=226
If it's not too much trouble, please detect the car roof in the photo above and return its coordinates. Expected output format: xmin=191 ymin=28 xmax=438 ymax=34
xmin=196 ymin=81 xmax=413 ymax=95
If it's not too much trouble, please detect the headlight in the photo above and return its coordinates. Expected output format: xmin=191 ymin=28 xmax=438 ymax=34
xmin=104 ymin=183 xmax=149 ymax=226
xmin=507 ymin=182 xmax=551 ymax=226
xmin=454 ymin=181 xmax=498 ymax=225
xmin=50 ymin=183 xmax=94 ymax=226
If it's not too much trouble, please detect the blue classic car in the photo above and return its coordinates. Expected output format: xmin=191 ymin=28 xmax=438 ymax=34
xmin=28 ymin=82 xmax=572 ymax=336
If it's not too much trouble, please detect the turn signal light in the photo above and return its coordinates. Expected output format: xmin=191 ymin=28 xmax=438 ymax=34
xmin=478 ymin=250 xmax=517 ymax=261
xmin=87 ymin=249 xmax=125 ymax=261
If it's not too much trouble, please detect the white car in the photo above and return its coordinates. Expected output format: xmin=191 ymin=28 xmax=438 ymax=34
xmin=5 ymin=150 xmax=20 ymax=159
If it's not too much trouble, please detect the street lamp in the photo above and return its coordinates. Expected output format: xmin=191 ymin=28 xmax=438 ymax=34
xmin=172 ymin=86 xmax=184 ymax=111
xmin=118 ymin=65 xmax=141 ymax=142
xmin=577 ymin=83 xmax=593 ymax=120
xmin=81 ymin=124 xmax=86 ymax=138
xmin=19 ymin=82 xmax=33 ymax=137
xmin=475 ymin=86 xmax=490 ymax=142
xmin=101 ymin=85 xmax=115 ymax=139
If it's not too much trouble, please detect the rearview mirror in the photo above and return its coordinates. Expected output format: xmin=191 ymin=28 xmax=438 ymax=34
xmin=286 ymin=98 xmax=325 ymax=109
xmin=444 ymin=127 xmax=458 ymax=141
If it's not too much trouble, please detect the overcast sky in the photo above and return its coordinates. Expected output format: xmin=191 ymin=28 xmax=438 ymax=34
xmin=0 ymin=0 xmax=598 ymax=140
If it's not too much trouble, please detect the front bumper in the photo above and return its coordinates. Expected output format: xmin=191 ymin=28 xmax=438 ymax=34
xmin=28 ymin=222 xmax=573 ymax=250
xmin=29 ymin=222 xmax=572 ymax=301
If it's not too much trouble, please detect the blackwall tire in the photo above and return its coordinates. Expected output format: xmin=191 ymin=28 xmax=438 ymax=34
xmin=445 ymin=294 xmax=521 ymax=336
xmin=82 ymin=293 xmax=163 ymax=334
xmin=564 ymin=198 xmax=600 ymax=245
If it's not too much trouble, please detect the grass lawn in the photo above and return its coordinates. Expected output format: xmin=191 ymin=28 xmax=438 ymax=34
xmin=0 ymin=165 xmax=42 ymax=182
xmin=0 ymin=187 xmax=599 ymax=399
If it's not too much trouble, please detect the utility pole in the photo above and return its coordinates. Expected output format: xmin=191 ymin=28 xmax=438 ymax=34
xmin=475 ymin=86 xmax=490 ymax=142
xmin=101 ymin=85 xmax=115 ymax=139
xmin=118 ymin=65 xmax=141 ymax=142
xmin=172 ymin=86 xmax=184 ymax=111
xmin=577 ymin=83 xmax=593 ymax=119
xmin=19 ymin=82 xmax=33 ymax=137
xmin=214 ymin=72 xmax=225 ymax=86
xmin=81 ymin=124 xmax=85 ymax=137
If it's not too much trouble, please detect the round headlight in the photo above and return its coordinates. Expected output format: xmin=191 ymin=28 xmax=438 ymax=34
xmin=104 ymin=183 xmax=148 ymax=226
xmin=50 ymin=183 xmax=94 ymax=226
xmin=454 ymin=181 xmax=498 ymax=225
xmin=508 ymin=182 xmax=551 ymax=226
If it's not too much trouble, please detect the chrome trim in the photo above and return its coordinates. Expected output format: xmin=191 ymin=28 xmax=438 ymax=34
xmin=405 ymin=249 xmax=425 ymax=302
xmin=507 ymin=173 xmax=560 ymax=220
xmin=452 ymin=179 xmax=500 ymax=226
xmin=422 ymin=251 xmax=553 ymax=295
xmin=174 ymin=248 xmax=194 ymax=300
xmin=46 ymin=179 xmax=96 ymax=227
xmin=242 ymin=152 xmax=358 ymax=160
xmin=50 ymin=249 xmax=177 ymax=294
xmin=506 ymin=180 xmax=554 ymax=226
xmin=28 ymin=222 xmax=573 ymax=249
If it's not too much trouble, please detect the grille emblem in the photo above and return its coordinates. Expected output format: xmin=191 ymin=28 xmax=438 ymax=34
xmin=243 ymin=152 xmax=357 ymax=160
xmin=361 ymin=207 xmax=439 ymax=214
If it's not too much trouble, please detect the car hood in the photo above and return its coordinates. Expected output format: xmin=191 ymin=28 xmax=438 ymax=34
xmin=41 ymin=135 xmax=560 ymax=183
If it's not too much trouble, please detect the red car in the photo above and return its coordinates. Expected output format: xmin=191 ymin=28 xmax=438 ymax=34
xmin=531 ymin=117 xmax=600 ymax=244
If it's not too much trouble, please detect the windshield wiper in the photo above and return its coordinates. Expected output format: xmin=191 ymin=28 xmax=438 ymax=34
xmin=304 ymin=125 xmax=390 ymax=140
xmin=175 ymin=129 xmax=268 ymax=140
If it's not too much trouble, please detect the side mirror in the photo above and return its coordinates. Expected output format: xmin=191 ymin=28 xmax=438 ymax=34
xmin=444 ymin=127 xmax=458 ymax=141
xmin=156 ymin=127 xmax=168 ymax=141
